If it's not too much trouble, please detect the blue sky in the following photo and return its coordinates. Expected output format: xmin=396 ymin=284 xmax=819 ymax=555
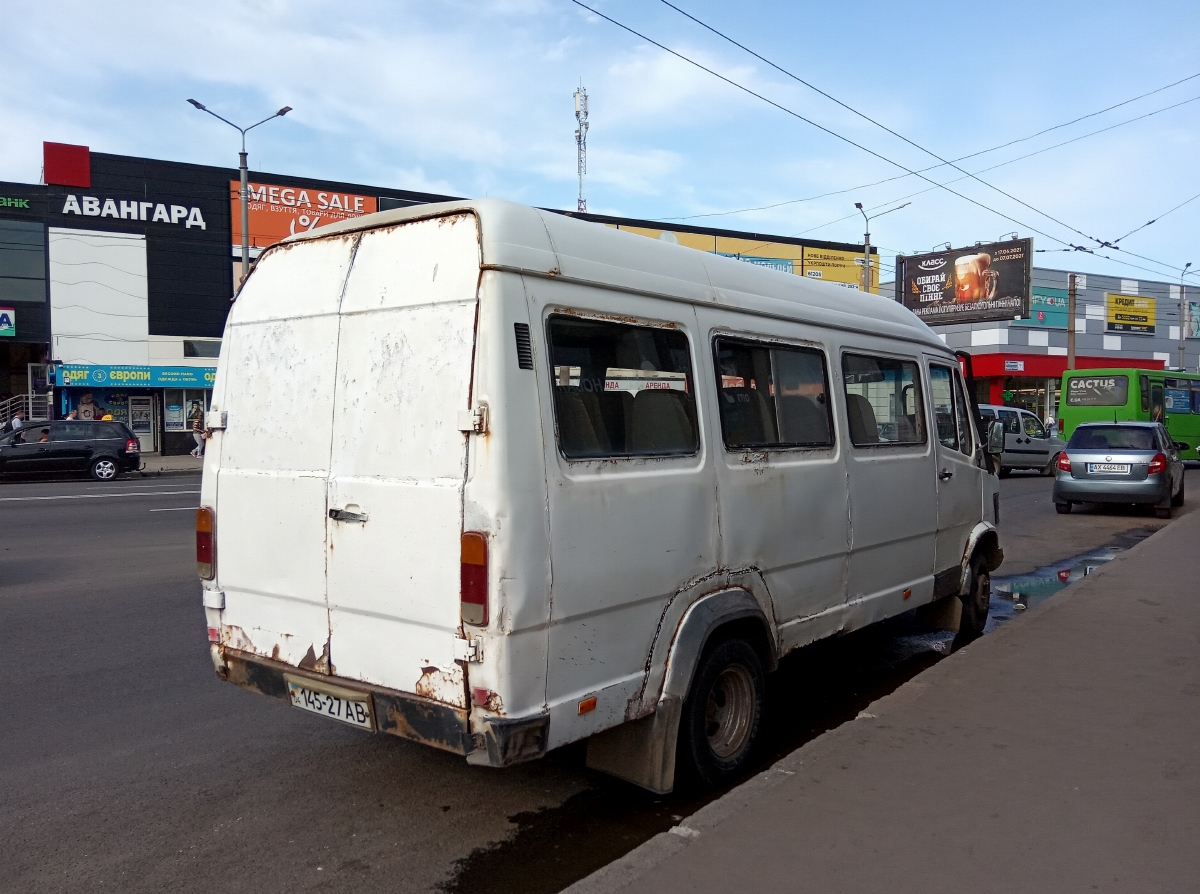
xmin=2 ymin=0 xmax=1198 ymax=285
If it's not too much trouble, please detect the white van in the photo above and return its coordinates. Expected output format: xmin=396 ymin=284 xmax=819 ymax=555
xmin=198 ymin=200 xmax=1003 ymax=792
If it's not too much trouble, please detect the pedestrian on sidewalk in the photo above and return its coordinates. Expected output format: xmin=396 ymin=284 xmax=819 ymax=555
xmin=190 ymin=402 xmax=206 ymax=457
xmin=3 ymin=409 xmax=24 ymax=433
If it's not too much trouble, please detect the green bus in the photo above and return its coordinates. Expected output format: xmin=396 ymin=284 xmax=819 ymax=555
xmin=1058 ymin=368 xmax=1200 ymax=461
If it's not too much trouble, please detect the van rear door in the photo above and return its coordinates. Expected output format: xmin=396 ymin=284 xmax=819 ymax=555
xmin=215 ymin=235 xmax=357 ymax=670
xmin=215 ymin=214 xmax=482 ymax=710
xmin=323 ymin=215 xmax=481 ymax=706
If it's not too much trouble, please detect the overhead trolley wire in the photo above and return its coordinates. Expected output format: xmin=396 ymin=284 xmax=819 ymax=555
xmin=651 ymin=0 xmax=1198 ymax=280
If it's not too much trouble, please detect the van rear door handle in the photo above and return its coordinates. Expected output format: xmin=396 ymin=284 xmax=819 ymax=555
xmin=329 ymin=507 xmax=368 ymax=523
xmin=939 ymin=469 xmax=953 ymax=480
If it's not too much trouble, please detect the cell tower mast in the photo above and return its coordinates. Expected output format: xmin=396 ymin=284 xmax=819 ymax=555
xmin=574 ymin=86 xmax=589 ymax=213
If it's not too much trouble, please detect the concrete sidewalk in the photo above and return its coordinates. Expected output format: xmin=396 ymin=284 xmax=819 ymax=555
xmin=136 ymin=453 xmax=203 ymax=476
xmin=569 ymin=511 xmax=1200 ymax=894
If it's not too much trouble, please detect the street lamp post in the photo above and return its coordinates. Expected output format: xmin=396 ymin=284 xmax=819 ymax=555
xmin=1180 ymin=262 xmax=1193 ymax=370
xmin=187 ymin=99 xmax=292 ymax=286
xmin=854 ymin=202 xmax=910 ymax=293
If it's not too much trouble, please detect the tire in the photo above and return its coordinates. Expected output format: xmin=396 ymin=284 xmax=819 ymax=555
xmin=1042 ymin=453 xmax=1060 ymax=477
xmin=1171 ymin=474 xmax=1185 ymax=508
xmin=1054 ymin=501 xmax=1072 ymax=514
xmin=998 ymin=467 xmax=1011 ymax=479
xmin=677 ymin=638 xmax=765 ymax=787
xmin=952 ymin=558 xmax=990 ymax=651
xmin=90 ymin=457 xmax=119 ymax=481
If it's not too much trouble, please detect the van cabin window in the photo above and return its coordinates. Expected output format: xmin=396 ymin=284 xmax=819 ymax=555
xmin=548 ymin=316 xmax=699 ymax=459
xmin=952 ymin=372 xmax=974 ymax=456
xmin=928 ymin=365 xmax=959 ymax=451
xmin=713 ymin=338 xmax=833 ymax=449
xmin=841 ymin=354 xmax=926 ymax=447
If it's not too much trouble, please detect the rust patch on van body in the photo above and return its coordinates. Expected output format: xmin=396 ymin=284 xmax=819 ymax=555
xmin=414 ymin=664 xmax=467 ymax=706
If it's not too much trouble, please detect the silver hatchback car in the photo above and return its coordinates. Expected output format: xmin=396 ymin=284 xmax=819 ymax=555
xmin=1053 ymin=422 xmax=1185 ymax=518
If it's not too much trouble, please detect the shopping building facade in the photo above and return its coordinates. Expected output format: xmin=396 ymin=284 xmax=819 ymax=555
xmin=882 ymin=267 xmax=1198 ymax=421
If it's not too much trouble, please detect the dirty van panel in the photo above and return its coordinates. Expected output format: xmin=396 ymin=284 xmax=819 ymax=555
xmin=214 ymin=235 xmax=359 ymax=669
xmin=324 ymin=216 xmax=481 ymax=705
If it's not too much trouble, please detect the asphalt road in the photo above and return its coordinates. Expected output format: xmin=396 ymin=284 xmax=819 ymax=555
xmin=1 ymin=468 xmax=1194 ymax=893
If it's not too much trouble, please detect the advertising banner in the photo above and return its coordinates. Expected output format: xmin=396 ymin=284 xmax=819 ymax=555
xmin=56 ymin=364 xmax=217 ymax=388
xmin=1185 ymin=300 xmax=1200 ymax=339
xmin=1065 ymin=375 xmax=1129 ymax=407
xmin=1012 ymin=286 xmax=1068 ymax=328
xmin=898 ymin=238 xmax=1032 ymax=325
xmin=0 ymin=307 xmax=14 ymax=337
xmin=1105 ymin=293 xmax=1156 ymax=334
xmin=231 ymin=181 xmax=378 ymax=248
xmin=802 ymin=246 xmax=878 ymax=292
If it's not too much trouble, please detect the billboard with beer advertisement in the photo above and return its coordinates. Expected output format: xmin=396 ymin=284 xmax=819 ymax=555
xmin=898 ymin=238 xmax=1032 ymax=325
xmin=231 ymin=181 xmax=378 ymax=249
xmin=1105 ymin=292 xmax=1156 ymax=334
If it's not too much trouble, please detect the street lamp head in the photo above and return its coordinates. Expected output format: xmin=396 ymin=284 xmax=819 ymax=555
xmin=854 ymin=202 xmax=863 ymax=210
xmin=187 ymin=98 xmax=206 ymax=111
xmin=277 ymin=106 xmax=293 ymax=116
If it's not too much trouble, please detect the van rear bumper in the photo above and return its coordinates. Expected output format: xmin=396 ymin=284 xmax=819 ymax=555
xmin=220 ymin=649 xmax=472 ymax=756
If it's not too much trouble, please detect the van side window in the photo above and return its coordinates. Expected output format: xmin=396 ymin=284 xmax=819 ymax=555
xmin=841 ymin=354 xmax=926 ymax=447
xmin=547 ymin=315 xmax=699 ymax=459
xmin=928 ymin=365 xmax=958 ymax=450
xmin=998 ymin=409 xmax=1020 ymax=434
xmin=712 ymin=338 xmax=833 ymax=449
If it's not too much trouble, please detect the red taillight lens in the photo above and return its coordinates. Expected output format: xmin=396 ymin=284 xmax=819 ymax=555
xmin=125 ymin=438 xmax=139 ymax=453
xmin=1148 ymin=453 xmax=1167 ymax=474
xmin=460 ymin=532 xmax=488 ymax=626
xmin=1057 ymin=452 xmax=1072 ymax=472
xmin=197 ymin=507 xmax=215 ymax=580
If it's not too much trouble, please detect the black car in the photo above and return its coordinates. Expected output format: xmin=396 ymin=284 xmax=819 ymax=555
xmin=0 ymin=420 xmax=142 ymax=480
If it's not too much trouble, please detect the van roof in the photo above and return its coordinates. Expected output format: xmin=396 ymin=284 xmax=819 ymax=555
xmin=276 ymin=198 xmax=947 ymax=351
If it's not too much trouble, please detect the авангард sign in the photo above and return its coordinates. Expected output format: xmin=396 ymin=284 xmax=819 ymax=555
xmin=898 ymin=238 xmax=1032 ymax=325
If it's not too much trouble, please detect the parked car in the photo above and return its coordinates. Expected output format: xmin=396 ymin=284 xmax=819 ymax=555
xmin=0 ymin=420 xmax=141 ymax=480
xmin=1053 ymin=421 xmax=1185 ymax=518
xmin=199 ymin=198 xmax=1004 ymax=794
xmin=978 ymin=403 xmax=1066 ymax=476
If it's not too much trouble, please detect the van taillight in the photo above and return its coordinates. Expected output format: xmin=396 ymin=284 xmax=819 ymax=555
xmin=125 ymin=438 xmax=139 ymax=453
xmin=197 ymin=507 xmax=215 ymax=580
xmin=1057 ymin=452 xmax=1072 ymax=473
xmin=1148 ymin=453 xmax=1167 ymax=474
xmin=460 ymin=532 xmax=488 ymax=626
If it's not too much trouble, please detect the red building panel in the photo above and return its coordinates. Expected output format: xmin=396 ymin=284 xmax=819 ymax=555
xmin=43 ymin=142 xmax=91 ymax=188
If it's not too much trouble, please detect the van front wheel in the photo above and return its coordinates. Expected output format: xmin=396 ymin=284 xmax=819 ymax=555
xmin=678 ymin=639 xmax=764 ymax=787
xmin=952 ymin=558 xmax=990 ymax=651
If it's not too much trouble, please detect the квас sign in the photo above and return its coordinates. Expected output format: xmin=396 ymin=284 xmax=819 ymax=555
xmin=897 ymin=238 xmax=1032 ymax=325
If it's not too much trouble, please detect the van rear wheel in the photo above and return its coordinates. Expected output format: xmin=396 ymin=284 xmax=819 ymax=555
xmin=678 ymin=638 xmax=764 ymax=787
xmin=952 ymin=558 xmax=990 ymax=651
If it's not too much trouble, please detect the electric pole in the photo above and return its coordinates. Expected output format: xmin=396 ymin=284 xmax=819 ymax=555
xmin=574 ymin=86 xmax=589 ymax=213
xmin=1179 ymin=262 xmax=1192 ymax=370
xmin=1067 ymin=273 xmax=1077 ymax=371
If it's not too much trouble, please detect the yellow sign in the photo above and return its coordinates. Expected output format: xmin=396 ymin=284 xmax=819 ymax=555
xmin=1106 ymin=293 xmax=1156 ymax=334
xmin=605 ymin=224 xmax=877 ymax=293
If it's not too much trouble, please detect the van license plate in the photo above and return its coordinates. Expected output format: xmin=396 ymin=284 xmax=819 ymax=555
xmin=1088 ymin=463 xmax=1130 ymax=474
xmin=285 ymin=678 xmax=374 ymax=730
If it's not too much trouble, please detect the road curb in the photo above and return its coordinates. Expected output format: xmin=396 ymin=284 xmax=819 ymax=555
xmin=562 ymin=515 xmax=1183 ymax=894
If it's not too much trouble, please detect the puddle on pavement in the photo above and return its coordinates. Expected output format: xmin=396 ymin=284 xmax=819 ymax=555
xmin=443 ymin=526 xmax=1157 ymax=894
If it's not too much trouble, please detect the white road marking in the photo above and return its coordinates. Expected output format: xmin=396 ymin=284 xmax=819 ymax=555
xmin=0 ymin=490 xmax=200 ymax=502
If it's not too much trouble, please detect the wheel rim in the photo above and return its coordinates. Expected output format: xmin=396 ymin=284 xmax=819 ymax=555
xmin=975 ymin=570 xmax=991 ymax=614
xmin=704 ymin=664 xmax=755 ymax=759
xmin=95 ymin=460 xmax=115 ymax=479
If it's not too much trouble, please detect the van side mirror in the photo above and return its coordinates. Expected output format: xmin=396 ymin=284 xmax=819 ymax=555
xmin=987 ymin=420 xmax=1005 ymax=456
